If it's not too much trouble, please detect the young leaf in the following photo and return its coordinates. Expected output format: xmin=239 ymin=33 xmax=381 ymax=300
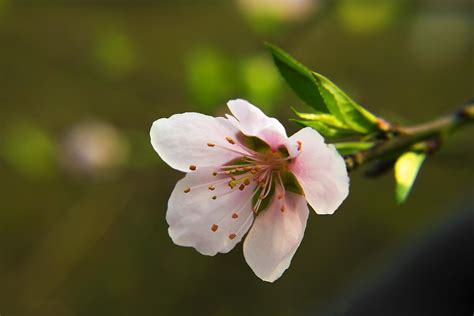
xmin=291 ymin=119 xmax=357 ymax=139
xmin=394 ymin=151 xmax=426 ymax=204
xmin=313 ymin=72 xmax=378 ymax=134
xmin=334 ymin=142 xmax=374 ymax=155
xmin=266 ymin=43 xmax=328 ymax=113
xmin=291 ymin=107 xmax=348 ymax=129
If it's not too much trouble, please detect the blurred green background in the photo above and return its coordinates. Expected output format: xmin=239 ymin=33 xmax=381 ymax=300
xmin=0 ymin=0 xmax=472 ymax=315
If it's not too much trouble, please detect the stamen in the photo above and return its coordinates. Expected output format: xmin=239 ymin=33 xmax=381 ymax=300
xmin=207 ymin=143 xmax=215 ymax=147
xmin=208 ymin=185 xmax=215 ymax=191
xmin=212 ymin=172 xmax=218 ymax=176
xmin=228 ymin=233 xmax=236 ymax=240
xmin=244 ymin=179 xmax=250 ymax=186
xmin=238 ymin=184 xmax=245 ymax=191
xmin=212 ymin=196 xmax=217 ymax=200
xmin=232 ymin=213 xmax=238 ymax=219
xmin=297 ymin=140 xmax=302 ymax=151
xmin=211 ymin=224 xmax=218 ymax=232
xmin=183 ymin=187 xmax=191 ymax=193
xmin=280 ymin=206 xmax=285 ymax=213
xmin=226 ymin=136 xmax=235 ymax=145
xmin=189 ymin=165 xmax=197 ymax=171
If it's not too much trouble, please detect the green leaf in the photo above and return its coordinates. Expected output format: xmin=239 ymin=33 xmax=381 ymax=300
xmin=267 ymin=43 xmax=379 ymax=135
xmin=266 ymin=43 xmax=328 ymax=112
xmin=334 ymin=142 xmax=374 ymax=155
xmin=394 ymin=151 xmax=426 ymax=204
xmin=291 ymin=119 xmax=357 ymax=139
xmin=312 ymin=72 xmax=378 ymax=133
xmin=291 ymin=107 xmax=348 ymax=129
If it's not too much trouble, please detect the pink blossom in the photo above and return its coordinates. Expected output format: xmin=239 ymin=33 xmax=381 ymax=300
xmin=150 ymin=99 xmax=349 ymax=282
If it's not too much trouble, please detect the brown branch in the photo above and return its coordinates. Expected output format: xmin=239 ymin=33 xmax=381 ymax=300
xmin=345 ymin=102 xmax=474 ymax=172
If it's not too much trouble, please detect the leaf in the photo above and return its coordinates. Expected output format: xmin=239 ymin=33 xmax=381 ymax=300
xmin=266 ymin=43 xmax=328 ymax=113
xmin=291 ymin=119 xmax=357 ymax=139
xmin=267 ymin=43 xmax=379 ymax=134
xmin=334 ymin=142 xmax=374 ymax=155
xmin=312 ymin=72 xmax=378 ymax=134
xmin=394 ymin=151 xmax=426 ymax=204
xmin=291 ymin=107 xmax=348 ymax=129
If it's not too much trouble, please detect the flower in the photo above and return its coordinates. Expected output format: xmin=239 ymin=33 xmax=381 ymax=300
xmin=150 ymin=99 xmax=349 ymax=282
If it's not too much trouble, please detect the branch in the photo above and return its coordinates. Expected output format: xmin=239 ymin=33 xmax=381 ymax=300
xmin=344 ymin=102 xmax=474 ymax=172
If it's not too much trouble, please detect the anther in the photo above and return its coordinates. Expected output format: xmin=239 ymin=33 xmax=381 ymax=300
xmin=250 ymin=169 xmax=257 ymax=174
xmin=297 ymin=141 xmax=302 ymax=151
xmin=212 ymin=196 xmax=217 ymax=200
xmin=183 ymin=187 xmax=191 ymax=193
xmin=238 ymin=184 xmax=245 ymax=191
xmin=226 ymin=136 xmax=235 ymax=145
xmin=229 ymin=233 xmax=236 ymax=240
xmin=277 ymin=194 xmax=283 ymax=200
xmin=207 ymin=143 xmax=215 ymax=147
xmin=212 ymin=172 xmax=218 ymax=176
xmin=280 ymin=206 xmax=285 ymax=213
xmin=244 ymin=179 xmax=250 ymax=186
xmin=208 ymin=185 xmax=215 ymax=191
xmin=189 ymin=165 xmax=197 ymax=171
xmin=232 ymin=213 xmax=238 ymax=219
xmin=211 ymin=224 xmax=218 ymax=232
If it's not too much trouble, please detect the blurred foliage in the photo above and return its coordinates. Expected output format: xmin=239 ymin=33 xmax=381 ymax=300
xmin=0 ymin=1 xmax=472 ymax=315
xmin=336 ymin=0 xmax=401 ymax=34
xmin=94 ymin=28 xmax=137 ymax=77
xmin=1 ymin=122 xmax=56 ymax=178
xmin=185 ymin=47 xmax=235 ymax=112
xmin=240 ymin=54 xmax=282 ymax=112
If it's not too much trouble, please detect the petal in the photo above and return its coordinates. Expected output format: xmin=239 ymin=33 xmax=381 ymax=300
xmin=288 ymin=127 xmax=349 ymax=215
xmin=150 ymin=113 xmax=242 ymax=172
xmin=227 ymin=99 xmax=288 ymax=151
xmin=167 ymin=167 xmax=256 ymax=256
xmin=243 ymin=192 xmax=309 ymax=282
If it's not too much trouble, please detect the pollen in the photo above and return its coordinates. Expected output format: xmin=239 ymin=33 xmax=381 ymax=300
xmin=297 ymin=141 xmax=302 ymax=151
xmin=208 ymin=185 xmax=215 ymax=191
xmin=226 ymin=136 xmax=235 ymax=145
xmin=207 ymin=143 xmax=215 ymax=147
xmin=189 ymin=165 xmax=197 ymax=171
xmin=211 ymin=224 xmax=218 ymax=232
xmin=183 ymin=187 xmax=191 ymax=193
xmin=232 ymin=213 xmax=238 ymax=219
xmin=229 ymin=233 xmax=236 ymax=240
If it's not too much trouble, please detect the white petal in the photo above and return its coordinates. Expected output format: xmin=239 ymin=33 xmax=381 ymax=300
xmin=243 ymin=192 xmax=309 ymax=282
xmin=150 ymin=113 xmax=242 ymax=172
xmin=288 ymin=127 xmax=349 ymax=215
xmin=227 ymin=99 xmax=288 ymax=151
xmin=167 ymin=167 xmax=256 ymax=256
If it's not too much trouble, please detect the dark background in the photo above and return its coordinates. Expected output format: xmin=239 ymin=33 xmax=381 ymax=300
xmin=0 ymin=0 xmax=472 ymax=315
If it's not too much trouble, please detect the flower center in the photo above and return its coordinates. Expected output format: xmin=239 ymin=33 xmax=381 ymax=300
xmin=182 ymin=135 xmax=302 ymax=240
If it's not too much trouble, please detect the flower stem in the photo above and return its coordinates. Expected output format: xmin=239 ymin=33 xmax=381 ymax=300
xmin=345 ymin=102 xmax=474 ymax=172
